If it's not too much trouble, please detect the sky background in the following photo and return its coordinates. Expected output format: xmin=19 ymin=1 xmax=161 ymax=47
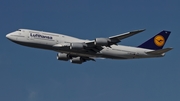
xmin=0 ymin=0 xmax=180 ymax=101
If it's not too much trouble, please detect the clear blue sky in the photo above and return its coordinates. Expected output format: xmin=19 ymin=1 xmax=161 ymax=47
xmin=1 ymin=0 xmax=180 ymax=101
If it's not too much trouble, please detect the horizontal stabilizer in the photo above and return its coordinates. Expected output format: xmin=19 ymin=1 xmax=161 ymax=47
xmin=146 ymin=48 xmax=173 ymax=55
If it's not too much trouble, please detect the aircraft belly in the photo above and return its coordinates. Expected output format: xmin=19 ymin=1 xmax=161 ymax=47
xmin=55 ymin=48 xmax=100 ymax=57
xmin=99 ymin=49 xmax=130 ymax=59
xmin=55 ymin=47 xmax=139 ymax=59
xmin=12 ymin=40 xmax=149 ymax=59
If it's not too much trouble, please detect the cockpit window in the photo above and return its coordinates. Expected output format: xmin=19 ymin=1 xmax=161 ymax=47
xmin=18 ymin=29 xmax=21 ymax=31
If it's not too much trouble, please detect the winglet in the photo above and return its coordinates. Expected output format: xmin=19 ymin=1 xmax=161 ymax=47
xmin=146 ymin=47 xmax=173 ymax=55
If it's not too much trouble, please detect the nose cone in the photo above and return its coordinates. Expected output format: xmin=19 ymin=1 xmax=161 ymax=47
xmin=6 ymin=33 xmax=11 ymax=39
xmin=6 ymin=32 xmax=15 ymax=41
xmin=6 ymin=31 xmax=20 ymax=41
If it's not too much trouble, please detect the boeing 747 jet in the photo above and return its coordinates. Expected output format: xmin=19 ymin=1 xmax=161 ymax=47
xmin=6 ymin=29 xmax=172 ymax=64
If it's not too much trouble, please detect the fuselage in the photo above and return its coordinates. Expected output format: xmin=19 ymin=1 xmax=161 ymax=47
xmin=6 ymin=29 xmax=163 ymax=60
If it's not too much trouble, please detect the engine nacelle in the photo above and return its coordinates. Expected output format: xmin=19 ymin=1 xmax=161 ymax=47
xmin=70 ymin=43 xmax=87 ymax=50
xmin=94 ymin=38 xmax=110 ymax=46
xmin=70 ymin=57 xmax=85 ymax=64
xmin=57 ymin=53 xmax=70 ymax=61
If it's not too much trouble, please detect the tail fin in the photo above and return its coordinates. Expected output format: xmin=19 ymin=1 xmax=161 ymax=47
xmin=138 ymin=30 xmax=171 ymax=50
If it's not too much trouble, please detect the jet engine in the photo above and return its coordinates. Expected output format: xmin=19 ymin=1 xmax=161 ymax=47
xmin=70 ymin=43 xmax=87 ymax=49
xmin=57 ymin=53 xmax=70 ymax=61
xmin=70 ymin=57 xmax=86 ymax=64
xmin=94 ymin=38 xmax=111 ymax=46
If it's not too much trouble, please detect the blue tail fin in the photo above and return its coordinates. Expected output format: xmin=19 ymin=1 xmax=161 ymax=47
xmin=138 ymin=30 xmax=171 ymax=50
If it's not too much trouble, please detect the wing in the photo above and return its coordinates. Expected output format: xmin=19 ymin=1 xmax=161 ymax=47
xmin=109 ymin=29 xmax=145 ymax=41
xmin=53 ymin=29 xmax=145 ymax=52
xmin=86 ymin=29 xmax=145 ymax=47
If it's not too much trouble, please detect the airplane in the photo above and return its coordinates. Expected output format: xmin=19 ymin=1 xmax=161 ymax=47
xmin=6 ymin=29 xmax=173 ymax=64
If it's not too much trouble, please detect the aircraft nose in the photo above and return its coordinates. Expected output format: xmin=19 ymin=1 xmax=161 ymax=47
xmin=6 ymin=33 xmax=11 ymax=39
xmin=6 ymin=32 xmax=15 ymax=40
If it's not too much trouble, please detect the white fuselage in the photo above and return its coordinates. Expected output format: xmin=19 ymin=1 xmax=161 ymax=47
xmin=6 ymin=29 xmax=163 ymax=60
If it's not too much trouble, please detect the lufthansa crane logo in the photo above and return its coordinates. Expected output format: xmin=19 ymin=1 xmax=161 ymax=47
xmin=154 ymin=35 xmax=165 ymax=47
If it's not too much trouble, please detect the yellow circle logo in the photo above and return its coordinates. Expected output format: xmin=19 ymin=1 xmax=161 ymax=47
xmin=154 ymin=35 xmax=165 ymax=47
